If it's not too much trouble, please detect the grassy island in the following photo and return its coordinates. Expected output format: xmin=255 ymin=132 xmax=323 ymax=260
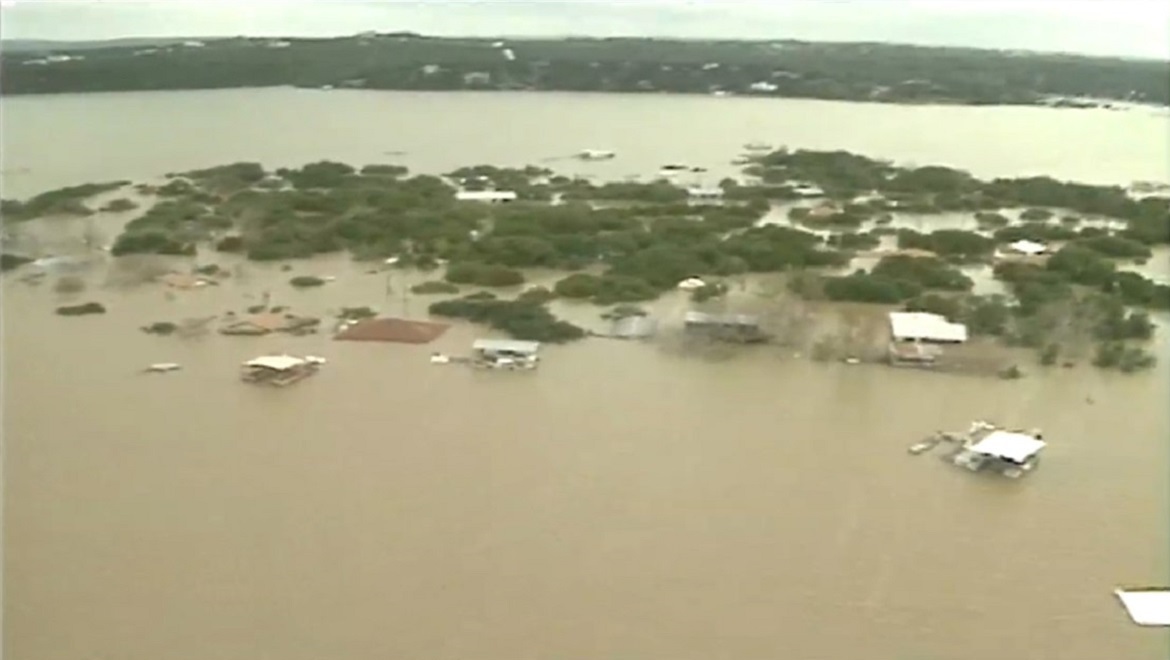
xmin=6 ymin=148 xmax=1167 ymax=370
xmin=2 ymin=35 xmax=1167 ymax=107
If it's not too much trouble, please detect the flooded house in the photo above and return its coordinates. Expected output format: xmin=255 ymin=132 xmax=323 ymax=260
xmin=910 ymin=420 xmax=1047 ymax=479
xmin=683 ymin=311 xmax=768 ymax=343
xmin=240 ymin=355 xmax=324 ymax=387
xmin=472 ymin=339 xmax=541 ymax=370
xmin=887 ymin=311 xmax=968 ymax=367
xmin=948 ymin=424 xmax=1047 ymax=478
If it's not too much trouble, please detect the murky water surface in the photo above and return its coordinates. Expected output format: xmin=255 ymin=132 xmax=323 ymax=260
xmin=3 ymin=89 xmax=1168 ymax=660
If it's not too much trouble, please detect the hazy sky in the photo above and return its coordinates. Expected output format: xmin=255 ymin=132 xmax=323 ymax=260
xmin=1 ymin=0 xmax=1168 ymax=59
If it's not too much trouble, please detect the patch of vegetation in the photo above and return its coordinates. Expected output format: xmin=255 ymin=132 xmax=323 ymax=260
xmin=553 ymin=272 xmax=659 ymax=305
xmin=410 ymin=280 xmax=460 ymax=294
xmin=1019 ymin=207 xmax=1054 ymax=222
xmin=141 ymin=321 xmax=178 ymax=335
xmin=975 ymin=211 xmax=1011 ymax=228
xmin=2 ymin=181 xmax=128 ymax=220
xmin=56 ymin=301 xmax=106 ymax=316
xmin=100 ymin=197 xmax=139 ymax=212
xmin=429 ymin=294 xmax=585 ymax=343
xmin=289 ymin=275 xmax=326 ymax=288
xmin=897 ymin=229 xmax=995 ymax=263
xmin=1 ymin=253 xmax=34 ymax=271
xmin=826 ymin=231 xmax=881 ymax=250
xmin=444 ymin=262 xmax=525 ymax=287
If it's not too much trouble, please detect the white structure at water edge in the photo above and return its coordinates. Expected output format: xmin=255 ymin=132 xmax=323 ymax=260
xmin=245 ymin=355 xmax=307 ymax=371
xmin=889 ymin=312 xmax=969 ymax=344
xmin=686 ymin=187 xmax=724 ymax=200
xmin=1007 ymin=239 xmax=1048 ymax=256
xmin=455 ymin=190 xmax=518 ymax=203
xmin=1115 ymin=588 xmax=1170 ymax=626
xmin=472 ymin=339 xmax=541 ymax=370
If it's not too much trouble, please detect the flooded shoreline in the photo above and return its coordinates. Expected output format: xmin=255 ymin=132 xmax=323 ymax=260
xmin=3 ymin=89 xmax=1168 ymax=660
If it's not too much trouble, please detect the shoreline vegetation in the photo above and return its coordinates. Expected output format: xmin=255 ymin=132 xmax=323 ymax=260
xmin=2 ymin=34 xmax=1167 ymax=107
xmin=3 ymin=148 xmax=1168 ymax=373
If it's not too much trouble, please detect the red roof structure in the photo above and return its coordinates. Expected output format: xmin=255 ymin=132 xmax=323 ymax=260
xmin=334 ymin=317 xmax=450 ymax=344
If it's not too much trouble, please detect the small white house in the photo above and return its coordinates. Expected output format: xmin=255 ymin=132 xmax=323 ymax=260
xmin=455 ymin=190 xmax=518 ymax=204
xmin=472 ymin=339 xmax=540 ymax=370
xmin=889 ymin=312 xmax=969 ymax=344
xmin=1007 ymin=239 xmax=1048 ymax=256
xmin=966 ymin=431 xmax=1046 ymax=465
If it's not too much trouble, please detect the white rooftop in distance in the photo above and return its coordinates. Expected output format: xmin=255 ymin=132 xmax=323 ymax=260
xmin=1009 ymin=239 xmax=1047 ymax=255
xmin=888 ymin=311 xmax=969 ymax=343
xmin=472 ymin=339 xmax=540 ymax=354
xmin=967 ymin=430 xmax=1046 ymax=463
xmin=244 ymin=355 xmax=307 ymax=371
xmin=455 ymin=190 xmax=518 ymax=202
xmin=1115 ymin=588 xmax=1170 ymax=626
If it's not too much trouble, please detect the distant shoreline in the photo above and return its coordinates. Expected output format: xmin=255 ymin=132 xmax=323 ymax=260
xmin=2 ymin=34 xmax=1166 ymax=107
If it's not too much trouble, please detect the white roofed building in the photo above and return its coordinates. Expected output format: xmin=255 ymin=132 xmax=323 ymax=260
xmin=889 ymin=312 xmax=968 ymax=344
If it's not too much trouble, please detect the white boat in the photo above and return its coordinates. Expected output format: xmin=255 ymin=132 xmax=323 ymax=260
xmin=144 ymin=363 xmax=182 ymax=373
xmin=577 ymin=149 xmax=615 ymax=161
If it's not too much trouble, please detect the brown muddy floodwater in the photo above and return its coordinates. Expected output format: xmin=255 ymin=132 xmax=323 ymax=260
xmin=3 ymin=89 xmax=1169 ymax=659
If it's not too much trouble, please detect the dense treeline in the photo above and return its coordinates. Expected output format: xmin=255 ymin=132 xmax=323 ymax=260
xmin=751 ymin=150 xmax=1170 ymax=244
xmin=3 ymin=34 xmax=1166 ymax=106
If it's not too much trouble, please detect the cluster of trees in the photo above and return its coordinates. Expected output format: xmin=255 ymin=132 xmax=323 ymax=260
xmin=1 ymin=181 xmax=127 ymax=221
xmin=111 ymin=198 xmax=230 ymax=255
xmin=5 ymin=36 xmax=1167 ymax=106
xmin=753 ymin=150 xmax=1170 ymax=245
xmin=428 ymin=292 xmax=585 ymax=343
xmin=813 ymin=255 xmax=974 ymax=305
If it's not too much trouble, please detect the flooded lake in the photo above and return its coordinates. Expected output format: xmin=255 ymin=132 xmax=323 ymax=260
xmin=3 ymin=89 xmax=1169 ymax=660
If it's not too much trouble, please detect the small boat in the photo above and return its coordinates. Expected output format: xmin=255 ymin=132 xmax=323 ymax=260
xmin=744 ymin=142 xmax=772 ymax=152
xmin=907 ymin=437 xmax=940 ymax=455
xmin=577 ymin=149 xmax=615 ymax=161
xmin=143 ymin=363 xmax=182 ymax=374
xmin=660 ymin=164 xmax=688 ymax=172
